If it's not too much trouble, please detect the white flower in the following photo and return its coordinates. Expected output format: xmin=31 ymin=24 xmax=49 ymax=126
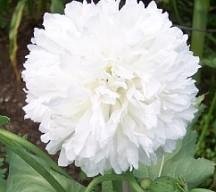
xmin=22 ymin=0 xmax=200 ymax=176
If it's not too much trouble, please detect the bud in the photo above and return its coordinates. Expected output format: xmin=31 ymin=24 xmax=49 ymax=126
xmin=140 ymin=177 xmax=152 ymax=190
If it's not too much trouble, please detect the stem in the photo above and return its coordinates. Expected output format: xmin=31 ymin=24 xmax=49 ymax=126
xmin=0 ymin=128 xmax=70 ymax=178
xmin=0 ymin=135 xmax=67 ymax=192
xmin=171 ymin=0 xmax=183 ymax=24
xmin=191 ymin=0 xmax=210 ymax=82
xmin=113 ymin=180 xmax=123 ymax=191
xmin=84 ymin=174 xmax=125 ymax=192
xmin=126 ymin=173 xmax=144 ymax=192
xmin=84 ymin=173 xmax=144 ymax=192
xmin=196 ymin=92 xmax=216 ymax=151
xmin=158 ymin=155 xmax=165 ymax=177
xmin=191 ymin=0 xmax=210 ymax=57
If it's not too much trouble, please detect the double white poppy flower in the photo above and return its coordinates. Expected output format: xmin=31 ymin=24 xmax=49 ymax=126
xmin=23 ymin=0 xmax=199 ymax=176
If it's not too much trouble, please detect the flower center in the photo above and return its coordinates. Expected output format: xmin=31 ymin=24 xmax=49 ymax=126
xmin=91 ymin=65 xmax=144 ymax=107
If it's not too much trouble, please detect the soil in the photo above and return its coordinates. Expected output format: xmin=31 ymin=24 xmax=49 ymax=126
xmin=0 ymin=20 xmax=41 ymax=143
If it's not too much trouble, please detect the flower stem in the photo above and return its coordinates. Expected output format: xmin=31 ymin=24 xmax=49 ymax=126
xmin=84 ymin=174 xmax=124 ymax=192
xmin=196 ymin=91 xmax=216 ymax=152
xmin=171 ymin=0 xmax=183 ymax=24
xmin=191 ymin=0 xmax=210 ymax=82
xmin=191 ymin=0 xmax=210 ymax=58
xmin=84 ymin=173 xmax=144 ymax=192
xmin=158 ymin=155 xmax=165 ymax=177
xmin=126 ymin=173 xmax=145 ymax=192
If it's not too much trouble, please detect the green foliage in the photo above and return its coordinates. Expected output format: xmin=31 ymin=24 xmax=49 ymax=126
xmin=0 ymin=158 xmax=6 ymax=192
xmin=0 ymin=0 xmax=7 ymax=12
xmin=140 ymin=177 xmax=152 ymax=190
xmin=6 ymin=151 xmax=85 ymax=192
xmin=9 ymin=0 xmax=27 ymax=81
xmin=0 ymin=158 xmax=5 ymax=180
xmin=203 ymin=56 xmax=216 ymax=68
xmin=191 ymin=0 xmax=210 ymax=58
xmin=170 ymin=0 xmax=183 ymax=24
xmin=50 ymin=0 xmax=64 ymax=13
xmin=0 ymin=116 xmax=8 ymax=191
xmin=0 ymin=0 xmax=8 ymax=29
xmin=0 ymin=116 xmax=10 ymax=126
xmin=149 ymin=176 xmax=183 ymax=192
xmin=0 ymin=126 xmax=85 ymax=192
xmin=190 ymin=189 xmax=214 ymax=192
xmin=197 ymin=92 xmax=216 ymax=157
xmin=134 ymin=130 xmax=215 ymax=189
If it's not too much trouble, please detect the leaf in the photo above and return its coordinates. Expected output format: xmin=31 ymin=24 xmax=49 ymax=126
xmin=0 ymin=158 xmax=6 ymax=192
xmin=50 ymin=0 xmax=64 ymax=13
xmin=0 ymin=158 xmax=5 ymax=178
xmin=9 ymin=0 xmax=27 ymax=81
xmin=6 ymin=151 xmax=85 ymax=192
xmin=0 ymin=128 xmax=69 ymax=179
xmin=202 ymin=57 xmax=216 ymax=68
xmin=162 ymin=157 xmax=214 ymax=188
xmin=0 ymin=116 xmax=10 ymax=126
xmin=0 ymin=0 xmax=8 ymax=29
xmin=133 ymin=138 xmax=185 ymax=179
xmin=134 ymin=130 xmax=215 ymax=189
xmin=169 ymin=130 xmax=197 ymax=159
xmin=149 ymin=176 xmax=181 ymax=192
xmin=0 ymin=179 xmax=6 ymax=192
xmin=190 ymin=189 xmax=214 ymax=192
xmin=133 ymin=161 xmax=162 ymax=179
xmin=0 ymin=0 xmax=7 ymax=13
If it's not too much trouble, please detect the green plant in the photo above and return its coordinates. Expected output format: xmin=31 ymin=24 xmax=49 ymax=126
xmin=191 ymin=0 xmax=210 ymax=58
xmin=9 ymin=0 xmax=27 ymax=82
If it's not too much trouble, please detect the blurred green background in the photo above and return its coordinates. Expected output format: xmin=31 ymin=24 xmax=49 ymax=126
xmin=0 ymin=0 xmax=215 ymax=190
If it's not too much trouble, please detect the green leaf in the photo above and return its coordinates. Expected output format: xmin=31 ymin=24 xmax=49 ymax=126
xmin=134 ymin=130 xmax=215 ymax=188
xmin=162 ymin=158 xmax=214 ymax=188
xmin=0 ymin=130 xmax=68 ymax=192
xmin=169 ymin=130 xmax=197 ymax=159
xmin=0 ymin=0 xmax=7 ymax=12
xmin=140 ymin=178 xmax=152 ymax=190
xmin=190 ymin=188 xmax=214 ymax=192
xmin=0 ymin=158 xmax=5 ymax=178
xmin=203 ymin=57 xmax=216 ymax=68
xmin=0 ymin=179 xmax=6 ymax=192
xmin=133 ymin=160 xmax=162 ymax=179
xmin=0 ymin=158 xmax=6 ymax=192
xmin=0 ymin=128 xmax=69 ymax=178
xmin=6 ymin=151 xmax=85 ymax=192
xmin=50 ymin=0 xmax=64 ymax=13
xmin=149 ymin=176 xmax=182 ymax=192
xmin=0 ymin=116 xmax=10 ymax=126
xmin=9 ymin=0 xmax=27 ymax=81
xmin=0 ymin=0 xmax=8 ymax=28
